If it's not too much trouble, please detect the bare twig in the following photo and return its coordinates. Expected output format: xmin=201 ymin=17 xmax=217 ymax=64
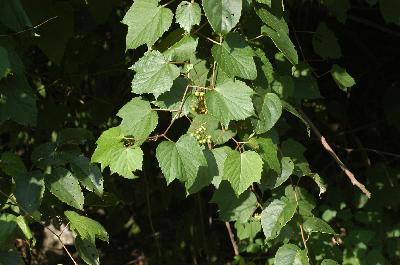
xmin=0 ymin=189 xmax=78 ymax=265
xmin=225 ymin=222 xmax=239 ymax=256
xmin=292 ymin=187 xmax=311 ymax=261
xmin=0 ymin=16 xmax=58 ymax=37
xmin=298 ymin=109 xmax=372 ymax=198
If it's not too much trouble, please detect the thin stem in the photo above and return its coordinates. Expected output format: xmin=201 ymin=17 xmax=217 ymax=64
xmin=0 ymin=189 xmax=78 ymax=265
xmin=0 ymin=16 xmax=58 ymax=37
xmin=195 ymin=31 xmax=220 ymax=45
xmin=225 ymin=222 xmax=239 ymax=256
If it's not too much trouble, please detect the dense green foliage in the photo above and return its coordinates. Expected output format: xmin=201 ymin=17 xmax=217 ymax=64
xmin=1 ymin=0 xmax=400 ymax=264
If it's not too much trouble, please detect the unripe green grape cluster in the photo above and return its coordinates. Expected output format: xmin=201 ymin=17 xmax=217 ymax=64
xmin=303 ymin=99 xmax=327 ymax=112
xmin=191 ymin=89 xmax=208 ymax=114
xmin=190 ymin=124 xmax=212 ymax=145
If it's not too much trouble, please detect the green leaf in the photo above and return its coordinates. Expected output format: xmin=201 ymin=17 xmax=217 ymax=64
xmin=31 ymin=142 xmax=81 ymax=169
xmin=154 ymin=77 xmax=191 ymax=116
xmin=321 ymin=259 xmax=340 ymax=265
xmin=255 ymin=138 xmax=281 ymax=175
xmin=70 ymin=156 xmax=104 ymax=196
xmin=91 ymin=127 xmax=144 ymax=179
xmin=274 ymin=244 xmax=310 ymax=265
xmin=380 ymin=0 xmax=400 ymax=25
xmin=223 ymin=150 xmax=263 ymax=195
xmin=323 ymin=0 xmax=350 ymax=23
xmin=189 ymin=59 xmax=209 ymax=87
xmin=211 ymin=33 xmax=257 ymax=80
xmin=117 ymin=97 xmax=158 ymax=145
xmin=261 ymin=25 xmax=298 ymax=65
xmin=122 ymin=0 xmax=173 ymax=49
xmin=186 ymin=148 xmax=219 ymax=194
xmin=0 ymin=248 xmax=24 ymax=265
xmin=45 ymin=167 xmax=84 ymax=210
xmin=163 ymin=35 xmax=199 ymax=61
xmin=331 ymin=64 xmax=355 ymax=91
xmin=0 ymin=76 xmax=37 ymax=126
xmin=312 ymin=22 xmax=342 ymax=59
xmin=0 ymin=0 xmax=31 ymax=32
xmin=205 ymin=80 xmax=255 ymax=127
xmin=0 ymin=47 xmax=11 ymax=79
xmin=282 ymin=101 xmax=310 ymax=136
xmin=131 ymin=50 xmax=180 ymax=98
xmin=75 ymin=236 xmax=100 ymax=265
xmin=176 ymin=1 xmax=201 ymax=32
xmin=303 ymin=217 xmax=335 ymax=235
xmin=210 ymin=181 xmax=258 ymax=223
xmin=15 ymin=171 xmax=44 ymax=214
xmin=235 ymin=220 xmax=262 ymax=240
xmin=202 ymin=0 xmax=242 ymax=34
xmin=211 ymin=147 xmax=230 ymax=187
xmin=281 ymin=139 xmax=311 ymax=177
xmin=0 ymin=214 xmax=18 ymax=250
xmin=255 ymin=5 xmax=289 ymax=33
xmin=0 ymin=152 xmax=26 ymax=177
xmin=0 ymin=41 xmax=24 ymax=78
xmin=261 ymin=198 xmax=297 ymax=240
xmin=15 ymin=216 xmax=34 ymax=244
xmin=56 ymin=128 xmax=94 ymax=146
xmin=65 ymin=211 xmax=108 ymax=243
xmin=22 ymin=1 xmax=74 ymax=64
xmin=253 ymin=93 xmax=282 ymax=134
xmin=156 ymin=134 xmax=206 ymax=184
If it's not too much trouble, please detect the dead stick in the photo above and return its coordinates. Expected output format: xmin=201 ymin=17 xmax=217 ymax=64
xmin=299 ymin=109 xmax=372 ymax=198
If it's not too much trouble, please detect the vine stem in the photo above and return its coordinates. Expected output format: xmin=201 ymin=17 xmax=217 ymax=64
xmin=0 ymin=16 xmax=58 ymax=37
xmin=0 ymin=189 xmax=78 ymax=265
xmin=225 ymin=222 xmax=239 ymax=256
xmin=298 ymin=109 xmax=372 ymax=198
xmin=292 ymin=186 xmax=311 ymax=263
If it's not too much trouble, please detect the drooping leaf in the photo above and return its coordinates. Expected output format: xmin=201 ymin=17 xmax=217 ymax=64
xmin=163 ymin=35 xmax=198 ymax=61
xmin=154 ymin=77 xmax=191 ymax=116
xmin=117 ymin=97 xmax=158 ymax=145
xmin=156 ymin=134 xmax=207 ymax=184
xmin=91 ymin=126 xmax=144 ymax=179
xmin=253 ymin=93 xmax=282 ymax=134
xmin=274 ymin=244 xmax=310 ymax=265
xmin=312 ymin=22 xmax=342 ymax=59
xmin=45 ymin=167 xmax=84 ymax=210
xmin=282 ymin=101 xmax=310 ymax=136
xmin=261 ymin=198 xmax=297 ymax=240
xmin=261 ymin=25 xmax=298 ymax=65
xmin=255 ymin=5 xmax=289 ymax=33
xmin=331 ymin=64 xmax=356 ymax=92
xmin=210 ymin=181 xmax=258 ymax=223
xmin=175 ymin=1 xmax=201 ymax=32
xmin=202 ymin=0 xmax=242 ymax=34
xmin=122 ymin=0 xmax=173 ymax=49
xmin=211 ymin=33 xmax=257 ymax=80
xmin=223 ymin=149 xmax=263 ymax=195
xmin=281 ymin=139 xmax=311 ymax=177
xmin=65 ymin=211 xmax=109 ymax=243
xmin=0 ymin=76 xmax=37 ymax=126
xmin=205 ymin=80 xmax=255 ymax=127
xmin=14 ymin=171 xmax=44 ymax=214
xmin=303 ymin=217 xmax=335 ymax=235
xmin=0 ymin=152 xmax=26 ymax=177
xmin=70 ymin=156 xmax=104 ymax=196
xmin=0 ymin=42 xmax=23 ymax=79
xmin=131 ymin=50 xmax=180 ymax=98
xmin=75 ymin=236 xmax=100 ymax=265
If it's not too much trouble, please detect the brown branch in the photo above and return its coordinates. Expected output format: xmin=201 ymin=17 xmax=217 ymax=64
xmin=225 ymin=222 xmax=239 ymax=256
xmin=0 ymin=189 xmax=78 ymax=265
xmin=298 ymin=109 xmax=372 ymax=198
